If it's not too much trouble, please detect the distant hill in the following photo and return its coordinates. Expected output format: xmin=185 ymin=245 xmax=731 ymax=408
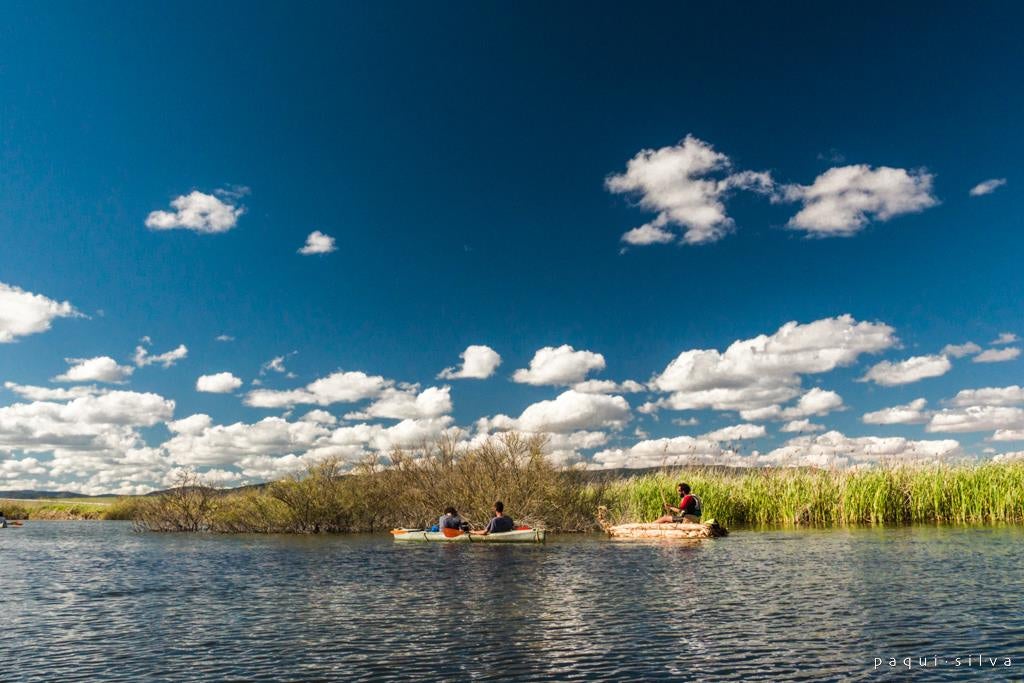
xmin=0 ymin=483 xmax=270 ymax=499
xmin=0 ymin=490 xmax=108 ymax=499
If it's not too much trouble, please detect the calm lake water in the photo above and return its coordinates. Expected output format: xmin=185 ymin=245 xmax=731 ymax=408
xmin=2 ymin=522 xmax=1022 ymax=681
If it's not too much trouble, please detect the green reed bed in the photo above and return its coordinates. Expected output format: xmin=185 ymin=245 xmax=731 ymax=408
xmin=605 ymin=463 xmax=1024 ymax=527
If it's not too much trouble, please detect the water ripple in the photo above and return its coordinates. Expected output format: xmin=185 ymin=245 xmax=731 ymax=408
xmin=1 ymin=523 xmax=1022 ymax=681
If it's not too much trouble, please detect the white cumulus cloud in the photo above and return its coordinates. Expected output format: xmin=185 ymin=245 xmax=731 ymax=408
xmin=991 ymin=332 xmax=1019 ymax=346
xmin=780 ymin=419 xmax=824 ymax=433
xmin=196 ymin=372 xmax=243 ymax=393
xmin=973 ymin=347 xmax=1020 ymax=363
xmin=606 ymin=135 xmax=773 ymax=245
xmin=513 ymin=345 xmax=606 ymax=386
xmin=702 ymin=423 xmax=766 ymax=441
xmin=145 ymin=190 xmax=244 ymax=233
xmin=0 ymin=282 xmax=81 ymax=343
xmin=781 ymin=165 xmax=938 ymax=236
xmin=941 ymin=341 xmax=981 ymax=358
xmin=862 ymin=398 xmax=930 ymax=425
xmin=244 ymin=370 xmax=391 ymax=408
xmin=345 ymin=386 xmax=452 ymax=421
xmin=438 ymin=345 xmax=502 ymax=379
xmin=651 ymin=315 xmax=895 ymax=414
xmin=861 ymin=354 xmax=951 ymax=386
xmin=517 ymin=390 xmax=631 ymax=433
xmin=760 ymin=430 xmax=960 ymax=468
xmin=298 ymin=230 xmax=337 ymax=255
xmin=4 ymin=382 xmax=106 ymax=401
xmin=948 ymin=386 xmax=1024 ymax=407
xmin=593 ymin=436 xmax=744 ymax=469
xmin=53 ymin=356 xmax=134 ymax=384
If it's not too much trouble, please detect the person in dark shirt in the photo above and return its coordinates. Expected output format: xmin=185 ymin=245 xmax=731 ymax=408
xmin=654 ymin=483 xmax=702 ymax=523
xmin=470 ymin=501 xmax=515 ymax=535
xmin=438 ymin=506 xmax=466 ymax=531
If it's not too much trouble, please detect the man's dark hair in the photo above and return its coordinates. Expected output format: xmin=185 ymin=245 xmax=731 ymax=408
xmin=678 ymin=483 xmax=691 ymax=494
xmin=444 ymin=506 xmax=456 ymax=515
xmin=494 ymin=501 xmax=504 ymax=513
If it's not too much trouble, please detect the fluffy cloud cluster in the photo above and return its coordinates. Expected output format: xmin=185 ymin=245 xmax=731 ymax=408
xmin=438 ymin=345 xmax=502 ymax=380
xmin=606 ymin=135 xmax=773 ymax=245
xmin=0 ymin=282 xmax=80 ymax=343
xmin=53 ymin=356 xmax=134 ymax=384
xmin=473 ymin=390 xmax=632 ymax=464
xmin=646 ymin=315 xmax=894 ymax=416
xmin=781 ymin=165 xmax=937 ymax=236
xmin=512 ymin=345 xmax=606 ymax=386
xmin=607 ymin=136 xmax=939 ymax=245
xmin=926 ymin=385 xmax=1024 ymax=437
xmin=759 ymin=431 xmax=960 ymax=468
xmin=0 ymin=391 xmax=177 ymax=494
xmin=161 ymin=414 xmax=455 ymax=476
xmin=594 ymin=436 xmax=745 ymax=469
xmin=245 ymin=370 xmax=391 ymax=408
xmin=861 ymin=354 xmax=951 ymax=386
xmin=145 ymin=190 xmax=244 ymax=233
xmin=298 ymin=231 xmax=337 ymax=255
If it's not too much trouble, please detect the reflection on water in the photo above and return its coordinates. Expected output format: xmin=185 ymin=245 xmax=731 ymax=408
xmin=2 ymin=523 xmax=1022 ymax=681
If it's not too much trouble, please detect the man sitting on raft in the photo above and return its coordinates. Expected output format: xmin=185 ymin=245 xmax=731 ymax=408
xmin=469 ymin=501 xmax=514 ymax=536
xmin=654 ymin=483 xmax=702 ymax=523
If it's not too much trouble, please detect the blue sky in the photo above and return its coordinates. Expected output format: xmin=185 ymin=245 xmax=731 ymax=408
xmin=1 ymin=2 xmax=1022 ymax=493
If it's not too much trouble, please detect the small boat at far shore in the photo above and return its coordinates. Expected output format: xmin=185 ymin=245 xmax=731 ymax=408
xmin=390 ymin=527 xmax=546 ymax=543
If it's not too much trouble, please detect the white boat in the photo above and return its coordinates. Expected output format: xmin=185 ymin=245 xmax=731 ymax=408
xmin=390 ymin=527 xmax=546 ymax=543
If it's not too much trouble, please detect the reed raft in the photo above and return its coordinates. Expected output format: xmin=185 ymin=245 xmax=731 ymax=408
xmin=597 ymin=506 xmax=728 ymax=539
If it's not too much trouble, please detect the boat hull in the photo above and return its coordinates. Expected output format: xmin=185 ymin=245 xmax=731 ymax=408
xmin=603 ymin=522 xmax=727 ymax=539
xmin=391 ymin=528 xmax=546 ymax=543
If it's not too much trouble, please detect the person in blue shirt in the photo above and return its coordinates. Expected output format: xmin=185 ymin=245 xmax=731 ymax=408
xmin=470 ymin=501 xmax=514 ymax=536
xmin=438 ymin=506 xmax=466 ymax=531
xmin=0 ymin=510 xmax=7 ymax=528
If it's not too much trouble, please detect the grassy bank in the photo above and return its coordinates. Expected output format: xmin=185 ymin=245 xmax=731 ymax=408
xmin=129 ymin=434 xmax=1024 ymax=533
xmin=1 ymin=497 xmax=144 ymax=521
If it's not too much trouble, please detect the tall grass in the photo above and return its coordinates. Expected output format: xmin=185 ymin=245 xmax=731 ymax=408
xmin=127 ymin=435 xmax=1024 ymax=533
xmin=602 ymin=463 xmax=1024 ymax=527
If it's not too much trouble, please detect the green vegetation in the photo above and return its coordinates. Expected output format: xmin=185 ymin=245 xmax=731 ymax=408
xmin=0 ymin=497 xmax=144 ymax=521
xmin=602 ymin=463 xmax=1024 ymax=527
xmin=128 ymin=434 xmax=1024 ymax=533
